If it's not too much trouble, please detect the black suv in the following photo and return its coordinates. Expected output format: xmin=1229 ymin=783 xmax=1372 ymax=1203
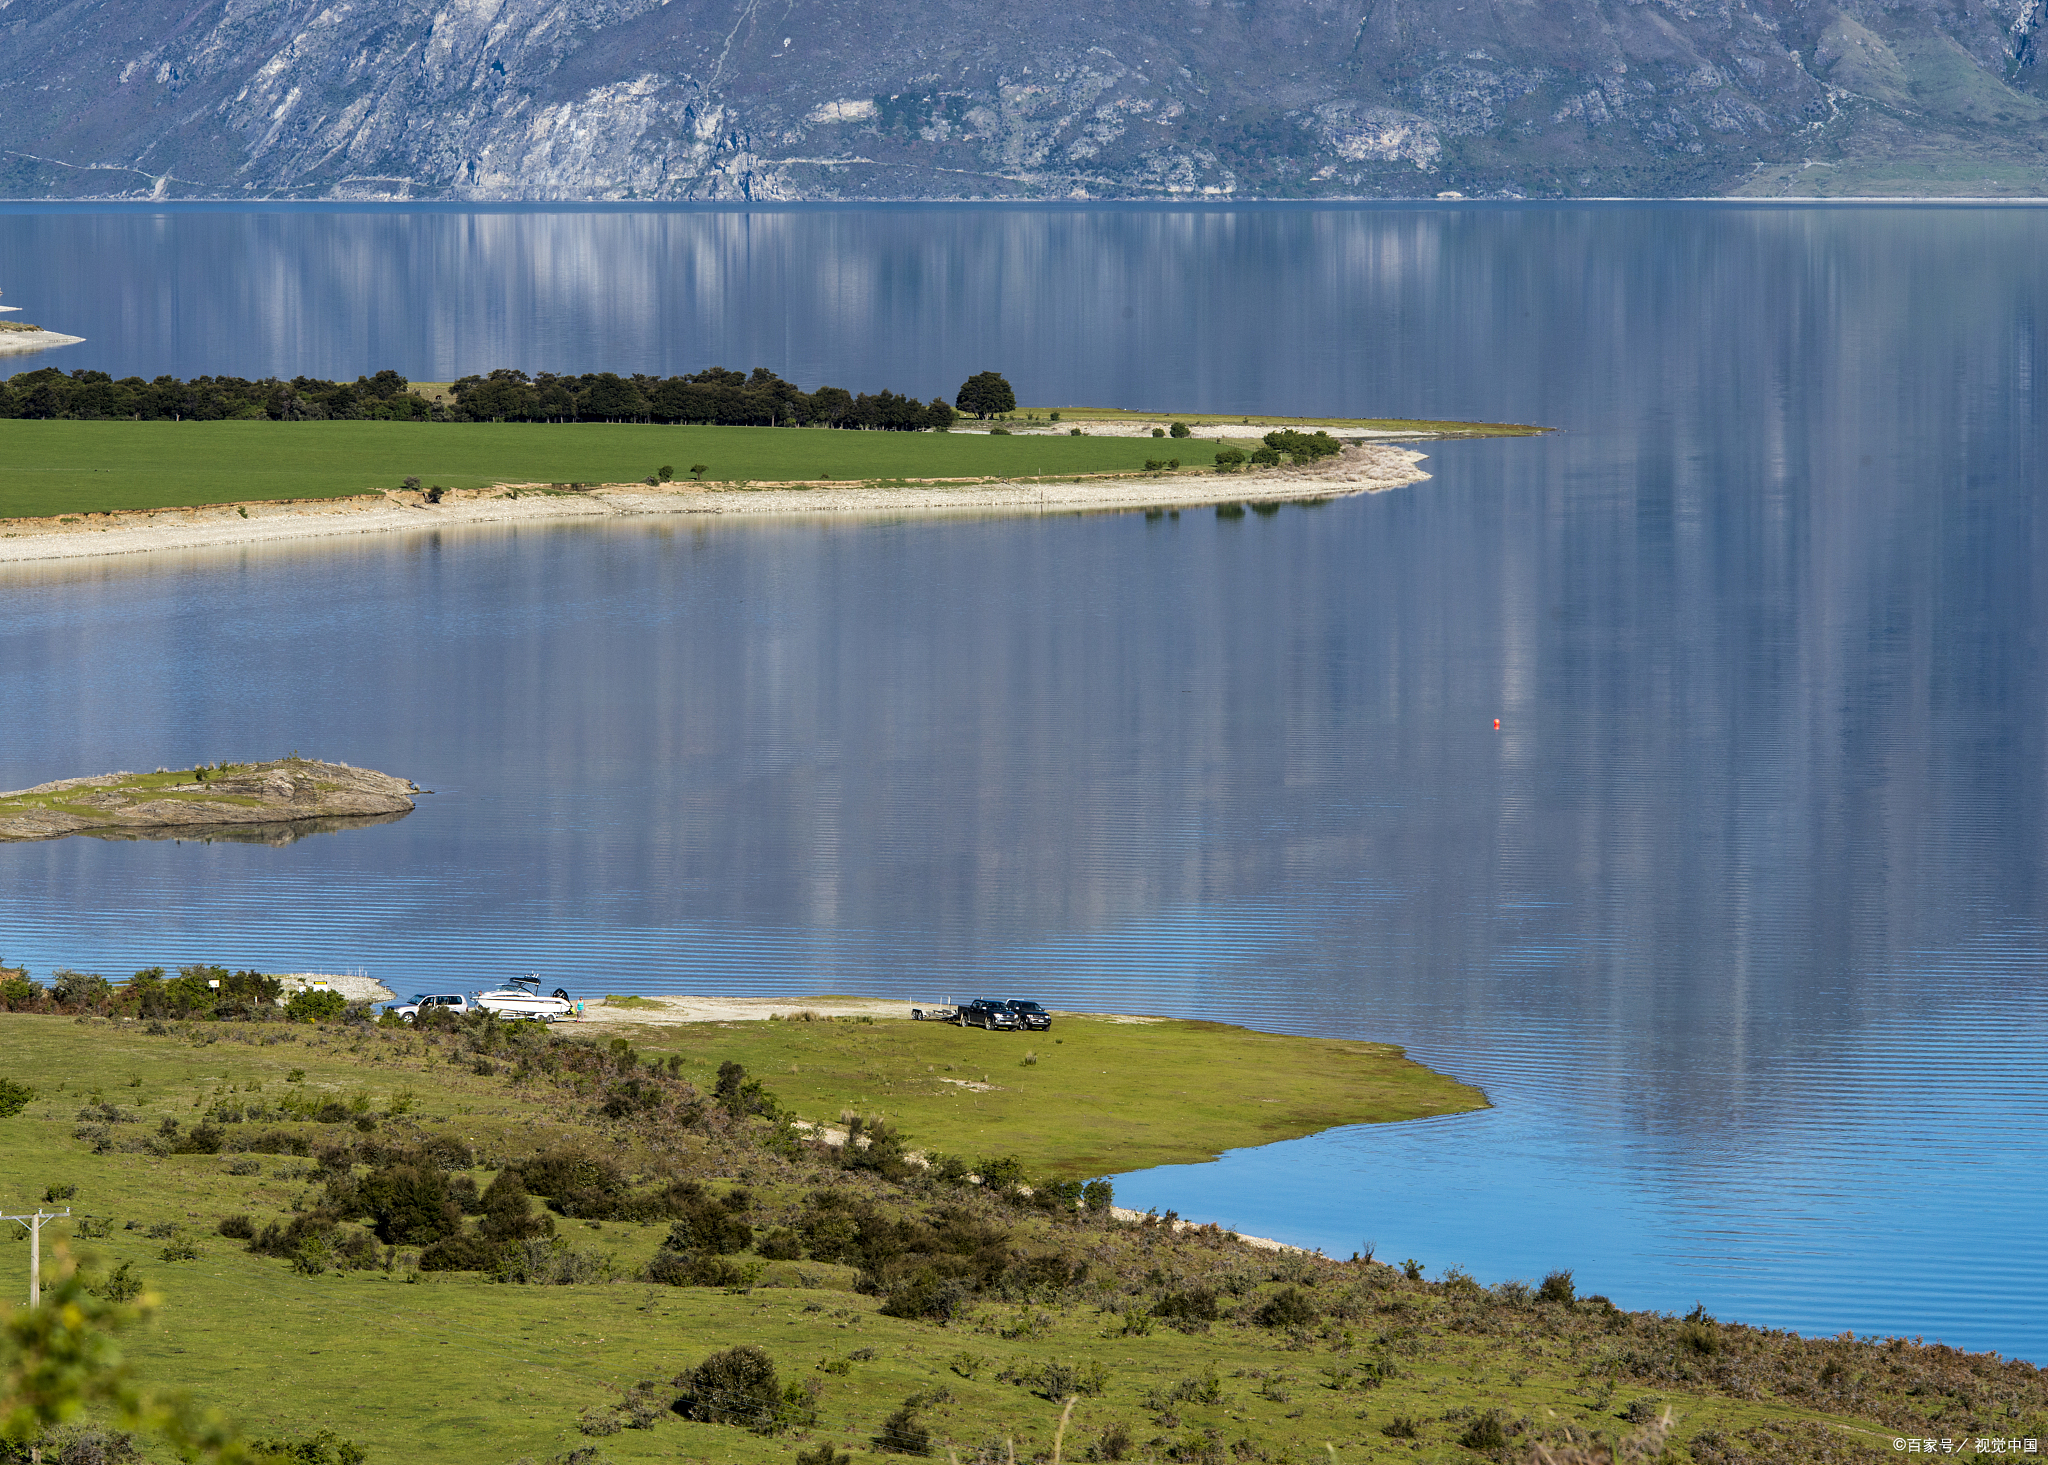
xmin=1004 ymin=1000 xmax=1052 ymax=1031
xmin=957 ymin=998 xmax=1020 ymax=1030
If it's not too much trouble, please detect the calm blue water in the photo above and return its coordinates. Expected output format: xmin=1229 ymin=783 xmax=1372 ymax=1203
xmin=2 ymin=203 xmax=2045 ymax=1360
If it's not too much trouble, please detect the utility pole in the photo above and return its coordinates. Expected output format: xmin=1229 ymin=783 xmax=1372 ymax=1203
xmin=3 ymin=1207 xmax=70 ymax=1306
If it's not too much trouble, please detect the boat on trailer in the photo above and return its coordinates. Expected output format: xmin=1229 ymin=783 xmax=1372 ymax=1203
xmin=474 ymin=974 xmax=575 ymax=1021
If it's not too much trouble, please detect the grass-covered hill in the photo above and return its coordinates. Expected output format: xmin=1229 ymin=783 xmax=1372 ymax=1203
xmin=1 ymin=1003 xmax=2042 ymax=1465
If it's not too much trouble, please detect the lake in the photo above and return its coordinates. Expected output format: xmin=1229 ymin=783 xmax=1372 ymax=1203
xmin=2 ymin=201 xmax=2044 ymax=1360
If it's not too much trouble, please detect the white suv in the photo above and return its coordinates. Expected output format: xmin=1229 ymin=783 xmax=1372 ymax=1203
xmin=387 ymin=992 xmax=471 ymax=1021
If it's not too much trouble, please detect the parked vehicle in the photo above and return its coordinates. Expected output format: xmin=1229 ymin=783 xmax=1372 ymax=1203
xmin=474 ymin=974 xmax=575 ymax=1021
xmin=1004 ymin=1000 xmax=1052 ymax=1031
xmin=910 ymin=1005 xmax=957 ymax=1022
xmin=387 ymin=992 xmax=471 ymax=1021
xmin=955 ymin=998 xmax=1020 ymax=1030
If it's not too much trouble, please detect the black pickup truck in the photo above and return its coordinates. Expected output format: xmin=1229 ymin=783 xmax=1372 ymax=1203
xmin=1004 ymin=1000 xmax=1052 ymax=1031
xmin=954 ymin=998 xmax=1020 ymax=1030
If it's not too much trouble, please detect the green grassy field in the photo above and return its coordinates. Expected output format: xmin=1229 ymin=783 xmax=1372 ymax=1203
xmin=0 ymin=414 xmax=1544 ymax=522
xmin=4 ymin=1011 xmax=2037 ymax=1465
xmin=596 ymin=1012 xmax=1485 ymax=1178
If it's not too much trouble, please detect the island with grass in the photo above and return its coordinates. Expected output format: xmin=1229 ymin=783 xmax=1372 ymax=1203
xmin=0 ymin=365 xmax=1548 ymax=564
xmin=0 ymin=757 xmax=417 ymax=842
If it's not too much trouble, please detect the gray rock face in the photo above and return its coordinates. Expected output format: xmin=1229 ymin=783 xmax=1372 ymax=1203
xmin=1 ymin=0 xmax=2042 ymax=199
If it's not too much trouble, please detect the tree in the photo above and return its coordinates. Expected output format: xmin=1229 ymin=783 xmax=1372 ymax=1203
xmin=954 ymin=371 xmax=1016 ymax=420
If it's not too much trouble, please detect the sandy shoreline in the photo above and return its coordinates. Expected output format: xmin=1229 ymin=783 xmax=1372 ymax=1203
xmin=0 ymin=443 xmax=1428 ymax=565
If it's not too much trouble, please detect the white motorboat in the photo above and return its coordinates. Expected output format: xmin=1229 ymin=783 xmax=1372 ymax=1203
xmin=473 ymin=974 xmax=575 ymax=1021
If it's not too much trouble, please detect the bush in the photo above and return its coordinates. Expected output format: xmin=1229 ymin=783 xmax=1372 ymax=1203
xmin=874 ymin=1404 xmax=931 ymax=1456
xmin=1254 ymin=1285 xmax=1318 ymax=1328
xmin=1087 ymin=1422 xmax=1134 ymax=1462
xmin=418 ymin=1232 xmax=503 ymax=1272
xmin=664 ymin=1207 xmax=752 ymax=1255
xmin=1150 ymin=427 xmax=1166 ymax=438
xmin=21 ymin=1422 xmax=139 ymax=1465
xmin=0 ymin=1077 xmax=35 ymax=1118
xmin=878 ymin=1270 xmax=973 ymax=1322
xmin=1152 ymin=1287 xmax=1219 ymax=1328
xmin=89 ymin=1262 xmax=143 ymax=1303
xmin=245 ymin=1428 xmax=366 ymax=1465
xmin=1212 ymin=447 xmax=1246 ymax=472
xmin=496 ymin=1236 xmax=606 ymax=1285
xmin=1082 ymin=1178 xmax=1113 ymax=1212
xmin=358 ymin=1164 xmax=464 ymax=1245
xmin=1169 ymin=421 xmax=1190 ymax=438
xmin=1538 ymin=1268 xmax=1576 ymax=1305
xmin=1262 ymin=428 xmax=1341 ymax=465
xmin=646 ymin=1250 xmax=758 ymax=1288
xmin=228 ymin=1156 xmax=263 ymax=1176
xmin=218 ymin=1214 xmax=255 ymax=1239
xmin=1380 ymin=1416 xmax=1419 ymax=1439
xmin=1249 ymin=446 xmax=1282 ymax=467
xmin=797 ymin=1446 xmax=851 ymax=1465
xmin=285 ymin=989 xmax=348 ymax=1023
xmin=670 ymin=1345 xmax=783 ymax=1430
xmin=1458 ymin=1411 xmax=1511 ymax=1451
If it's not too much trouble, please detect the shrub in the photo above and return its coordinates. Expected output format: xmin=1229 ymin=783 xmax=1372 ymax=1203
xmin=1262 ymin=428 xmax=1341 ymax=464
xmin=1150 ymin=427 xmax=1166 ymax=438
xmin=0 ymin=1077 xmax=35 ymax=1118
xmin=1380 ymin=1416 xmax=1419 ymax=1439
xmin=878 ymin=1270 xmax=972 ymax=1322
xmin=1087 ymin=1422 xmax=1134 ymax=1462
xmin=43 ymin=1182 xmax=77 ymax=1202
xmin=1249 ymin=446 xmax=1282 ymax=467
xmin=1458 ymin=1411 xmax=1510 ymax=1451
xmin=159 ymin=1238 xmax=200 ymax=1262
xmin=1169 ymin=421 xmax=1191 ymax=438
xmin=797 ymin=1445 xmax=852 ymax=1465
xmin=358 ymin=1164 xmax=464 ymax=1245
xmin=646 ymin=1250 xmax=758 ymax=1288
xmin=670 ymin=1345 xmax=783 ymax=1430
xmin=664 ymin=1207 xmax=752 ymax=1255
xmin=1152 ymin=1287 xmax=1220 ymax=1328
xmin=1082 ymin=1178 xmax=1113 ymax=1212
xmin=227 ymin=1156 xmax=263 ymax=1176
xmin=285 ymin=989 xmax=348 ymax=1023
xmin=1212 ymin=447 xmax=1246 ymax=472
xmin=496 ymin=1237 xmax=605 ymax=1285
xmin=89 ymin=1262 xmax=143 ymax=1303
xmin=245 ymin=1428 xmax=366 ymax=1465
xmin=417 ymin=1232 xmax=502 ymax=1272
xmin=757 ymin=1227 xmax=802 ymax=1260
xmin=874 ymin=1404 xmax=931 ymax=1456
xmin=218 ymin=1214 xmax=255 ymax=1240
xmin=1070 ymin=427 xmax=1081 ymax=436
xmin=1254 ymin=1286 xmax=1318 ymax=1328
xmin=1539 ymin=1269 xmax=1576 ymax=1305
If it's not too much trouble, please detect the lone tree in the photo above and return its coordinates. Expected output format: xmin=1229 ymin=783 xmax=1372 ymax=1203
xmin=954 ymin=371 xmax=1016 ymax=420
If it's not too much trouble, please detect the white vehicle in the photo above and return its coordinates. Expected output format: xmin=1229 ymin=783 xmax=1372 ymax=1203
xmin=473 ymin=974 xmax=575 ymax=1022
xmin=388 ymin=992 xmax=471 ymax=1021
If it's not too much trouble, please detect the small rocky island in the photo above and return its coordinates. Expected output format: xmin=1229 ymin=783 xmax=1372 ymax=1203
xmin=0 ymin=758 xmax=416 ymax=842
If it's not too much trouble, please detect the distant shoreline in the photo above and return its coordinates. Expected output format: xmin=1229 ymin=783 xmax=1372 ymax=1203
xmin=0 ymin=443 xmax=1430 ymax=565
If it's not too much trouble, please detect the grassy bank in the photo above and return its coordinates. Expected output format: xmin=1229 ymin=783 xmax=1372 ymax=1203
xmin=2 ymin=1011 xmax=2038 ymax=1465
xmin=590 ymin=1010 xmax=1484 ymax=1178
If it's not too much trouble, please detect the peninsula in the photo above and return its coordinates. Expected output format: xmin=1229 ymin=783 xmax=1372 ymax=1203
xmin=0 ymin=757 xmax=417 ymax=841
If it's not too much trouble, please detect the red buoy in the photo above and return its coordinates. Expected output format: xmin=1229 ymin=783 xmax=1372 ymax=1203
xmin=1494 ymin=719 xmax=1501 ymax=730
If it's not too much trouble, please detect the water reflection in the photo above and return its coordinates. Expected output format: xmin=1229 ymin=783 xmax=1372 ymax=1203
xmin=1 ymin=203 xmax=2045 ymax=1357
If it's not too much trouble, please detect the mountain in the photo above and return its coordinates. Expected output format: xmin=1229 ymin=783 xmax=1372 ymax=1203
xmin=2 ymin=0 xmax=2043 ymax=199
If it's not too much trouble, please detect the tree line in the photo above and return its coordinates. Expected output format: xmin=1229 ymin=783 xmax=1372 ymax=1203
xmin=0 ymin=364 xmax=1020 ymax=430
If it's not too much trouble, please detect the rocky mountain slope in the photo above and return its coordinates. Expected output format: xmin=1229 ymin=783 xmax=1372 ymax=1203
xmin=1 ymin=0 xmax=2042 ymax=199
